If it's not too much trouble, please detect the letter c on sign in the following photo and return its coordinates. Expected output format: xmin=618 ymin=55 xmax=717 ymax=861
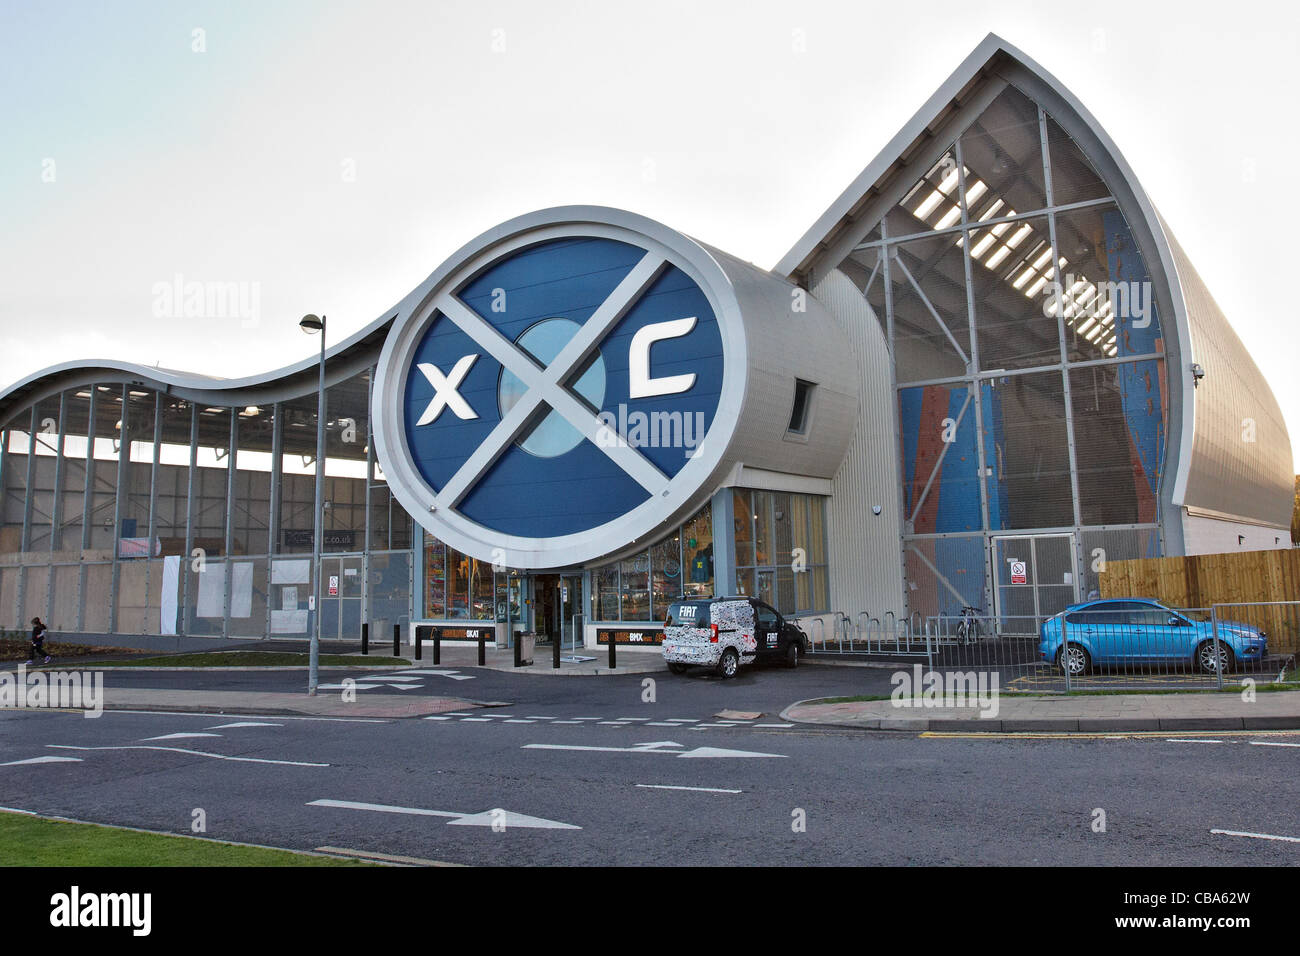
xmin=629 ymin=316 xmax=697 ymax=398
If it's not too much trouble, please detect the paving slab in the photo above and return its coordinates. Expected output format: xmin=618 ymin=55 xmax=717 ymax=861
xmin=782 ymin=690 xmax=1300 ymax=733
xmin=72 ymin=687 xmax=478 ymax=718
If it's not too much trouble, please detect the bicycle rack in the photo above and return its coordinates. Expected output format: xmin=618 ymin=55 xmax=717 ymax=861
xmin=833 ymin=612 xmax=851 ymax=652
xmin=857 ymin=611 xmax=872 ymax=651
xmin=806 ymin=617 xmax=826 ymax=652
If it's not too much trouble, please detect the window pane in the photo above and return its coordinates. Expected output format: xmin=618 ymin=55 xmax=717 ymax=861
xmin=735 ymin=567 xmax=755 ymax=598
xmin=753 ymin=490 xmax=773 ymax=566
xmin=596 ymin=564 xmax=619 ymax=620
xmin=682 ymin=503 xmax=713 ymax=598
xmin=620 ymin=552 xmax=650 ymax=621
xmin=959 ymin=85 xmax=1047 ymax=217
xmin=899 ymin=385 xmax=983 ymax=534
xmin=423 ymin=537 xmax=445 ymax=618
xmin=891 ymin=231 xmax=972 ymax=383
xmin=732 ymin=489 xmax=753 ymax=566
xmin=887 ymin=149 xmax=963 ymax=238
xmin=982 ymin=372 xmax=1074 ymax=529
xmin=651 ymin=534 xmax=681 ymax=619
xmin=1071 ymin=362 xmax=1165 ymax=525
xmin=1047 ymin=114 xmax=1109 ymax=206
xmin=1053 ymin=204 xmax=1160 ymax=362
xmin=968 ymin=215 xmax=1060 ymax=370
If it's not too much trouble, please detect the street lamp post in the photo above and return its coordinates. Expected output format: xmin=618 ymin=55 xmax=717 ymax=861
xmin=300 ymin=313 xmax=326 ymax=695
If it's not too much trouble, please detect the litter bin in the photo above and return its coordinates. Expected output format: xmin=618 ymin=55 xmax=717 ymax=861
xmin=518 ymin=631 xmax=536 ymax=666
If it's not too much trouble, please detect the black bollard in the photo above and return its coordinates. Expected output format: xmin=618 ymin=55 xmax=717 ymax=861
xmin=433 ymin=627 xmax=440 ymax=665
xmin=361 ymin=622 xmax=368 ymax=656
xmin=553 ymin=630 xmax=561 ymax=669
xmin=415 ymin=625 xmax=423 ymax=661
xmin=477 ymin=630 xmax=486 ymax=666
xmin=393 ymin=623 xmax=401 ymax=658
xmin=514 ymin=630 xmax=522 ymax=668
xmin=608 ymin=633 xmax=616 ymax=669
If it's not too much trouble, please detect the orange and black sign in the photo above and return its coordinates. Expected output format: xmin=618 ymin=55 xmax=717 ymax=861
xmin=430 ymin=626 xmax=491 ymax=640
xmin=596 ymin=628 xmax=663 ymax=646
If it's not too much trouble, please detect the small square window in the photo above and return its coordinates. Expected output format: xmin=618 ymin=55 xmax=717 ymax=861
xmin=787 ymin=379 xmax=815 ymax=435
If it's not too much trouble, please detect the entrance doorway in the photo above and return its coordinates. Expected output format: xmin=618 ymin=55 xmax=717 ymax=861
xmin=319 ymin=553 xmax=364 ymax=641
xmin=530 ymin=573 xmax=583 ymax=650
xmin=991 ymin=534 xmax=1079 ymax=635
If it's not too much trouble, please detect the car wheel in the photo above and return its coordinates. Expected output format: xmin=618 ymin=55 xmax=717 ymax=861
xmin=1056 ymin=643 xmax=1090 ymax=676
xmin=785 ymin=641 xmax=799 ymax=669
xmin=1197 ymin=640 xmax=1235 ymax=674
xmin=667 ymin=662 xmax=689 ymax=675
xmin=717 ymin=648 xmax=739 ymax=679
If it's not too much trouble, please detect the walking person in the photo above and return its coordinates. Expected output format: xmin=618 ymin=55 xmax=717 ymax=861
xmin=28 ymin=617 xmax=51 ymax=665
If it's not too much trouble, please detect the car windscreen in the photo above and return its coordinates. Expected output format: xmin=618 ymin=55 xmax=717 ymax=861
xmin=664 ymin=601 xmax=711 ymax=627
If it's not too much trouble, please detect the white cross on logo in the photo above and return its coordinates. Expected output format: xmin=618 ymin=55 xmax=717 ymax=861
xmin=415 ymin=354 xmax=479 ymax=425
xmin=423 ymin=252 xmax=679 ymax=511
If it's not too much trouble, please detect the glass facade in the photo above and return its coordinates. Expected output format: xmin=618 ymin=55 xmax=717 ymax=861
xmin=852 ymin=82 xmax=1166 ymax=626
xmin=731 ymin=490 xmax=829 ymax=616
xmin=589 ymin=502 xmax=713 ymax=623
xmin=0 ymin=364 xmax=412 ymax=642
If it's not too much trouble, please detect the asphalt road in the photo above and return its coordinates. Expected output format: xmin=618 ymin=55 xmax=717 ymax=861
xmin=2 ymin=661 xmax=1298 ymax=866
xmin=64 ymin=656 xmax=904 ymax=714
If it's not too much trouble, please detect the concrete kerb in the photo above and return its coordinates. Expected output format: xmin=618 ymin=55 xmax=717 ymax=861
xmin=780 ymin=692 xmax=1300 ymax=734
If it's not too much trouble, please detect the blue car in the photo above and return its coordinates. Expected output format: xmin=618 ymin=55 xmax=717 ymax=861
xmin=1039 ymin=598 xmax=1267 ymax=675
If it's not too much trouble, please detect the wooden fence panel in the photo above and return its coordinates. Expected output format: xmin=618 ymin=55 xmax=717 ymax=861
xmin=1100 ymin=549 xmax=1300 ymax=652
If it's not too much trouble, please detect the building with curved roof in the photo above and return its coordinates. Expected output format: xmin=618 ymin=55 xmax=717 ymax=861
xmin=1 ymin=35 xmax=1290 ymax=649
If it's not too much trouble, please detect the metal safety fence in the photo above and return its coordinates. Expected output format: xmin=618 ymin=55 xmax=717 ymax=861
xmin=804 ymin=600 xmax=1300 ymax=694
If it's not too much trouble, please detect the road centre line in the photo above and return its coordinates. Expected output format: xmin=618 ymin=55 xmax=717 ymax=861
xmin=636 ymin=784 xmax=742 ymax=794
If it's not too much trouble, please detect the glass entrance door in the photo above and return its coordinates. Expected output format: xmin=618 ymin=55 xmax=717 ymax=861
xmin=527 ymin=573 xmax=583 ymax=650
xmin=991 ymin=534 xmax=1079 ymax=636
xmin=319 ymin=553 xmax=363 ymax=642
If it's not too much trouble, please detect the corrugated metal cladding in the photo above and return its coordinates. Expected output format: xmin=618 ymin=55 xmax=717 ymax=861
xmin=811 ymin=269 xmax=906 ymax=616
xmin=1161 ymin=221 xmax=1294 ymax=529
xmin=700 ymin=244 xmax=859 ymax=480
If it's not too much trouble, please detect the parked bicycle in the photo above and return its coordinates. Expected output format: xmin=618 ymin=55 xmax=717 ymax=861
xmin=956 ymin=606 xmax=983 ymax=645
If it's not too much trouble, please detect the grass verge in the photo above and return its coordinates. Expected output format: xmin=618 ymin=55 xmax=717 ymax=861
xmin=0 ymin=638 xmax=145 ymax=663
xmin=0 ymin=811 xmax=372 ymax=866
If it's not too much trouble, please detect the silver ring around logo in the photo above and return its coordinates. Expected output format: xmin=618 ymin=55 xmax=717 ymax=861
xmin=371 ymin=208 xmax=749 ymax=569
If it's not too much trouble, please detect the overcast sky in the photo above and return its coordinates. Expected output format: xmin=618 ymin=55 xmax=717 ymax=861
xmin=2 ymin=0 xmax=1297 ymax=468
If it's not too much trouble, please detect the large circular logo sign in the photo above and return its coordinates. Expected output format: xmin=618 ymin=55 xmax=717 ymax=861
xmin=372 ymin=207 xmax=747 ymax=569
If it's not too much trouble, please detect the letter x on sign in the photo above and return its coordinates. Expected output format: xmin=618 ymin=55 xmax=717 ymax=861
xmin=416 ymin=252 xmax=680 ymax=512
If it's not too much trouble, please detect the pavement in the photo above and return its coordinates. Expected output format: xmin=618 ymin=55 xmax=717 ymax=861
xmin=783 ymin=689 xmax=1300 ymax=732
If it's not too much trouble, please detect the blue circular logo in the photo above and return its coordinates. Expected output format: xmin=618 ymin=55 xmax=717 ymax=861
xmin=374 ymin=209 xmax=747 ymax=569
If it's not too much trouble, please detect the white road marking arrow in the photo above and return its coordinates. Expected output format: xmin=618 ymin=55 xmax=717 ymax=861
xmin=399 ymin=670 xmax=475 ymax=681
xmin=0 ymin=756 xmax=82 ymax=766
xmin=308 ymin=799 xmax=580 ymax=830
xmin=523 ymin=743 xmax=785 ymax=759
xmin=206 ymin=722 xmax=282 ymax=729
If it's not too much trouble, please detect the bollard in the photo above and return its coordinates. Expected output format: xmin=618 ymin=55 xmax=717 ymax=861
xmin=393 ymin=623 xmax=401 ymax=659
xmin=415 ymin=625 xmax=424 ymax=661
xmin=477 ymin=630 xmax=486 ymax=666
xmin=608 ymin=633 xmax=616 ymax=669
xmin=361 ymin=622 xmax=368 ymax=656
xmin=514 ymin=630 xmax=522 ymax=668
xmin=433 ymin=627 xmax=440 ymax=665
xmin=553 ymin=630 xmax=561 ymax=669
